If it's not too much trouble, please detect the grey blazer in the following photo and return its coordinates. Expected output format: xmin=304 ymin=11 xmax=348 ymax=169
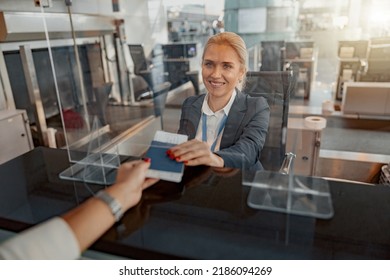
xmin=178 ymin=90 xmax=270 ymax=170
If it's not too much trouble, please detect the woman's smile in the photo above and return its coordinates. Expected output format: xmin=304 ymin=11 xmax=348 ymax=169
xmin=208 ymin=80 xmax=226 ymax=88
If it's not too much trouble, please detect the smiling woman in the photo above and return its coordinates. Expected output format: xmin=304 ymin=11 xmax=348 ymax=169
xmin=168 ymin=32 xmax=270 ymax=171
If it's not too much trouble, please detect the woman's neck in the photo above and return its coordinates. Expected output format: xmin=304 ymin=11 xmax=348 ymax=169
xmin=208 ymin=94 xmax=231 ymax=112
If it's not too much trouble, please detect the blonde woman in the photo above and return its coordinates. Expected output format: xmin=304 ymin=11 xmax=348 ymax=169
xmin=169 ymin=32 xmax=270 ymax=171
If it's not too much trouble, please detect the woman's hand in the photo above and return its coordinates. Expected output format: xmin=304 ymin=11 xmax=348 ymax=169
xmin=168 ymin=139 xmax=224 ymax=167
xmin=106 ymin=160 xmax=159 ymax=211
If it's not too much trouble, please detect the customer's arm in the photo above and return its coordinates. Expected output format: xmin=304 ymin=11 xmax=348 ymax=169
xmin=62 ymin=160 xmax=158 ymax=252
xmin=0 ymin=160 xmax=158 ymax=260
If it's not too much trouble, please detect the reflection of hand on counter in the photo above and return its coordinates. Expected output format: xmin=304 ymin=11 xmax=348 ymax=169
xmin=104 ymin=166 xmax=241 ymax=240
xmin=182 ymin=165 xmax=213 ymax=189
xmin=104 ymin=180 xmax=185 ymax=240
xmin=104 ymin=201 xmax=151 ymax=240
xmin=183 ymin=166 xmax=241 ymax=186
xmin=211 ymin=167 xmax=239 ymax=177
xmin=182 ymin=166 xmax=239 ymax=189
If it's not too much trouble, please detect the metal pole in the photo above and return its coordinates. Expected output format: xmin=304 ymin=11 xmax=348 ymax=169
xmin=66 ymin=3 xmax=90 ymax=130
xmin=20 ymin=45 xmax=48 ymax=146
xmin=0 ymin=46 xmax=16 ymax=110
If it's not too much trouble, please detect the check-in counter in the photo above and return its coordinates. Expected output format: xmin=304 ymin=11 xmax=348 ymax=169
xmin=288 ymin=104 xmax=390 ymax=183
xmin=0 ymin=147 xmax=390 ymax=259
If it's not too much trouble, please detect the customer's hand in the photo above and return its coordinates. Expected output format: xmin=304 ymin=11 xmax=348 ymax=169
xmin=168 ymin=139 xmax=224 ymax=167
xmin=106 ymin=160 xmax=159 ymax=211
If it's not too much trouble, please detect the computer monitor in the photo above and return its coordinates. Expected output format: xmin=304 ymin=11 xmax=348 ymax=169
xmin=128 ymin=44 xmax=149 ymax=74
xmin=342 ymin=82 xmax=390 ymax=115
xmin=338 ymin=40 xmax=368 ymax=59
xmin=161 ymin=43 xmax=197 ymax=59
xmin=260 ymin=41 xmax=285 ymax=71
xmin=368 ymin=44 xmax=390 ymax=60
xmin=164 ymin=59 xmax=190 ymax=89
xmin=185 ymin=43 xmax=197 ymax=58
xmin=370 ymin=37 xmax=390 ymax=45
xmin=285 ymin=41 xmax=314 ymax=59
xmin=365 ymin=43 xmax=390 ymax=81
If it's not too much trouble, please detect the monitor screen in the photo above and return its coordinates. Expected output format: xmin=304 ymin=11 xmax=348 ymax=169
xmin=338 ymin=40 xmax=368 ymax=59
xmin=261 ymin=41 xmax=285 ymax=71
xmin=162 ymin=44 xmax=185 ymax=59
xmin=285 ymin=41 xmax=314 ymax=59
xmin=128 ymin=44 xmax=148 ymax=73
xmin=368 ymin=44 xmax=390 ymax=60
xmin=185 ymin=43 xmax=197 ymax=58
xmin=162 ymin=43 xmax=197 ymax=59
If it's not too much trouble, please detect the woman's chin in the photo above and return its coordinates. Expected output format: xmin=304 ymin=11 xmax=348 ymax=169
xmin=206 ymin=87 xmax=228 ymax=97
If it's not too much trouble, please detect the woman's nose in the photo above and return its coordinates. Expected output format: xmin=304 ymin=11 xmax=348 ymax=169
xmin=211 ymin=66 xmax=221 ymax=77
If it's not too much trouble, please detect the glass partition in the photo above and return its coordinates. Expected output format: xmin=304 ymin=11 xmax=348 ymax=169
xmin=23 ymin=1 xmax=389 ymax=191
xmin=241 ymin=66 xmax=333 ymax=219
xmin=32 ymin=3 xmax=160 ymax=185
xmin=35 ymin=1 xmax=331 ymax=200
xmin=10 ymin=5 xmax=107 ymax=186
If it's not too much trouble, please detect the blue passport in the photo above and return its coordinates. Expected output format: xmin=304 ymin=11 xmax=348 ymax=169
xmin=146 ymin=141 xmax=183 ymax=173
xmin=145 ymin=140 xmax=185 ymax=182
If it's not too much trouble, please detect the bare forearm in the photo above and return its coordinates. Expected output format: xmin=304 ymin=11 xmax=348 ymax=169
xmin=62 ymin=195 xmax=118 ymax=252
xmin=61 ymin=179 xmax=143 ymax=252
xmin=0 ymin=161 xmax=156 ymax=259
xmin=61 ymin=161 xmax=157 ymax=252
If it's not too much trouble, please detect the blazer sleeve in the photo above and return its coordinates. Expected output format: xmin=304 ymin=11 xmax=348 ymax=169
xmin=216 ymin=95 xmax=270 ymax=169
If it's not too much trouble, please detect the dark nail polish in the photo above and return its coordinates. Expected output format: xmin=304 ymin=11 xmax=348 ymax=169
xmin=143 ymin=158 xmax=151 ymax=163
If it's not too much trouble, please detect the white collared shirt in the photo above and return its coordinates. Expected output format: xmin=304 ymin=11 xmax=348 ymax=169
xmin=195 ymin=90 xmax=237 ymax=151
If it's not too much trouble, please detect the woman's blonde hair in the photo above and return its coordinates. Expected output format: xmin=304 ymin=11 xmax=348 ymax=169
xmin=202 ymin=32 xmax=248 ymax=89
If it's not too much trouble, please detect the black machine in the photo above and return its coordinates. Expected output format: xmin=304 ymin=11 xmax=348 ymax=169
xmin=161 ymin=43 xmax=197 ymax=59
xmin=161 ymin=43 xmax=199 ymax=93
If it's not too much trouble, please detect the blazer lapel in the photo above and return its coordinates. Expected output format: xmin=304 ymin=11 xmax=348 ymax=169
xmin=220 ymin=90 xmax=247 ymax=148
xmin=183 ymin=95 xmax=204 ymax=139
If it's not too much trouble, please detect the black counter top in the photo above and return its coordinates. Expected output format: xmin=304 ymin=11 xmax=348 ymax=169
xmin=1 ymin=147 xmax=389 ymax=259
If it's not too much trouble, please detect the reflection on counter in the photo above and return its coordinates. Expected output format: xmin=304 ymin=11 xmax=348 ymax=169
xmin=1 ymin=147 xmax=390 ymax=259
